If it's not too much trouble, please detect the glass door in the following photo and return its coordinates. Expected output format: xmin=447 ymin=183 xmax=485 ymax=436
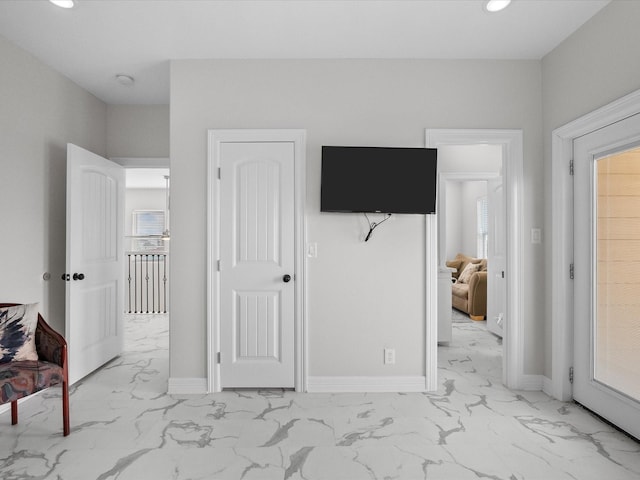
xmin=594 ymin=149 xmax=640 ymax=401
xmin=573 ymin=113 xmax=640 ymax=440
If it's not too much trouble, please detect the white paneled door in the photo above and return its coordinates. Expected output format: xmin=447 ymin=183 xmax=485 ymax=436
xmin=219 ymin=141 xmax=296 ymax=388
xmin=487 ymin=177 xmax=506 ymax=337
xmin=573 ymin=113 xmax=640 ymax=439
xmin=66 ymin=144 xmax=124 ymax=385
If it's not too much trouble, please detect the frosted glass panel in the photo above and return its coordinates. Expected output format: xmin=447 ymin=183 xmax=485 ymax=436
xmin=595 ymin=147 xmax=640 ymax=401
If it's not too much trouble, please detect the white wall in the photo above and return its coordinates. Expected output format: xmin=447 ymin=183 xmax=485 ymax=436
xmin=461 ymin=181 xmax=488 ymax=257
xmin=438 ymin=145 xmax=502 ymax=175
xmin=107 ymin=105 xmax=170 ymax=159
xmin=542 ymin=0 xmax=640 ymax=379
xmin=439 ymin=145 xmax=501 ymax=263
xmin=170 ymin=59 xmax=543 ymax=382
xmin=445 ymin=182 xmax=463 ymax=260
xmin=444 ymin=181 xmax=488 ymax=261
xmin=0 ymin=34 xmax=106 ymax=332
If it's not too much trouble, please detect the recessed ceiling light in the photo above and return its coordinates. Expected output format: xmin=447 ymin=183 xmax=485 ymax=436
xmin=484 ymin=0 xmax=512 ymax=13
xmin=49 ymin=0 xmax=75 ymax=8
xmin=115 ymin=74 xmax=135 ymax=86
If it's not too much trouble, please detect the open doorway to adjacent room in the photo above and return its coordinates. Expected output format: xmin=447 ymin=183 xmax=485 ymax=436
xmin=426 ymin=129 xmax=524 ymax=391
xmin=122 ymin=166 xmax=170 ymax=365
xmin=436 ymin=146 xmax=505 ymax=383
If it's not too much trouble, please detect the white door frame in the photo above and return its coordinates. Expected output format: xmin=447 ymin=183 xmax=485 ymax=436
xmin=426 ymin=129 xmax=524 ymax=390
xmin=551 ymin=89 xmax=640 ymax=401
xmin=207 ymin=129 xmax=307 ymax=393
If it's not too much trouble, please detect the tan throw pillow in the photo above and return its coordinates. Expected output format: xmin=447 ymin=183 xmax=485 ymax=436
xmin=0 ymin=303 xmax=39 ymax=363
xmin=454 ymin=253 xmax=481 ymax=277
xmin=457 ymin=262 xmax=481 ymax=284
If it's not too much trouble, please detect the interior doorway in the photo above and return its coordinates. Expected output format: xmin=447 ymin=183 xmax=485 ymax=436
xmin=207 ymin=129 xmax=307 ymax=393
xmin=122 ymin=168 xmax=170 ymax=376
xmin=435 ymin=145 xmax=506 ymax=397
xmin=438 ymin=167 xmax=504 ymax=336
xmin=124 ymin=168 xmax=170 ymax=316
xmin=111 ymin=158 xmax=170 ymax=368
xmin=426 ymin=129 xmax=524 ymax=391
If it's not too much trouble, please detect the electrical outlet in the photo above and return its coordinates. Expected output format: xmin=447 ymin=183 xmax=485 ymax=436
xmin=384 ymin=348 xmax=395 ymax=365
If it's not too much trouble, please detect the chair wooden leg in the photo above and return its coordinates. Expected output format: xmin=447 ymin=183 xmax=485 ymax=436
xmin=11 ymin=401 xmax=18 ymax=425
xmin=62 ymin=381 xmax=70 ymax=436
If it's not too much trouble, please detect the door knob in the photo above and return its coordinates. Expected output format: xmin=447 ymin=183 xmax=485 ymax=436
xmin=61 ymin=273 xmax=70 ymax=281
xmin=283 ymin=274 xmax=291 ymax=283
xmin=73 ymin=273 xmax=85 ymax=281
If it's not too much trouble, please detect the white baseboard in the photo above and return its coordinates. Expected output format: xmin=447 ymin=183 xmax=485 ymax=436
xmin=168 ymin=377 xmax=208 ymax=395
xmin=516 ymin=374 xmax=544 ymax=391
xmin=542 ymin=376 xmax=554 ymax=397
xmin=307 ymin=376 xmax=427 ymax=393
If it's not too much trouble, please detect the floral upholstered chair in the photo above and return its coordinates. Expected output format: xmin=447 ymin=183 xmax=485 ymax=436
xmin=0 ymin=303 xmax=69 ymax=436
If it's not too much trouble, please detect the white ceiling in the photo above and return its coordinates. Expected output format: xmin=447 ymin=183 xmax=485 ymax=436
xmin=0 ymin=0 xmax=610 ymax=105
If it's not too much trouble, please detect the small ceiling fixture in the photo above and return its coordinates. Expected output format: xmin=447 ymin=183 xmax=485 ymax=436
xmin=484 ymin=0 xmax=512 ymax=13
xmin=115 ymin=74 xmax=135 ymax=86
xmin=49 ymin=0 xmax=75 ymax=8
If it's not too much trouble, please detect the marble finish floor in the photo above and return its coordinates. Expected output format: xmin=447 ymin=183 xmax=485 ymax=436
xmin=450 ymin=308 xmax=473 ymax=323
xmin=1 ymin=315 xmax=640 ymax=479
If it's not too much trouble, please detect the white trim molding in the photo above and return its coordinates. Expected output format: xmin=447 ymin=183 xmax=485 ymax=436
xmin=542 ymin=376 xmax=554 ymax=398
xmin=110 ymin=157 xmax=170 ymax=168
xmin=517 ymin=375 xmax=544 ymax=392
xmin=308 ymin=376 xmax=427 ymax=393
xmin=168 ymin=377 xmax=208 ymax=395
xmin=425 ymin=214 xmax=438 ymax=391
xmin=426 ymin=129 xmax=524 ymax=391
xmin=207 ymin=129 xmax=307 ymax=393
xmin=550 ymin=89 xmax=640 ymax=401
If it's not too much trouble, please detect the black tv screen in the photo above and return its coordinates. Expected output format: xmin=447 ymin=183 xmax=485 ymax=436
xmin=321 ymin=146 xmax=438 ymax=214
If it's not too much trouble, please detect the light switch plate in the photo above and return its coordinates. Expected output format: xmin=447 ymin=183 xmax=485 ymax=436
xmin=531 ymin=228 xmax=542 ymax=244
xmin=307 ymin=242 xmax=318 ymax=258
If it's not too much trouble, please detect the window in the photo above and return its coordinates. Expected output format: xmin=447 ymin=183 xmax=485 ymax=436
xmin=130 ymin=210 xmax=166 ymax=253
xmin=477 ymin=196 xmax=488 ymax=259
xmin=132 ymin=210 xmax=165 ymax=236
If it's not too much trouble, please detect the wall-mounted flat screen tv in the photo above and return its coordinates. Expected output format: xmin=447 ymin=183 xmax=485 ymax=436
xmin=321 ymin=146 xmax=438 ymax=214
